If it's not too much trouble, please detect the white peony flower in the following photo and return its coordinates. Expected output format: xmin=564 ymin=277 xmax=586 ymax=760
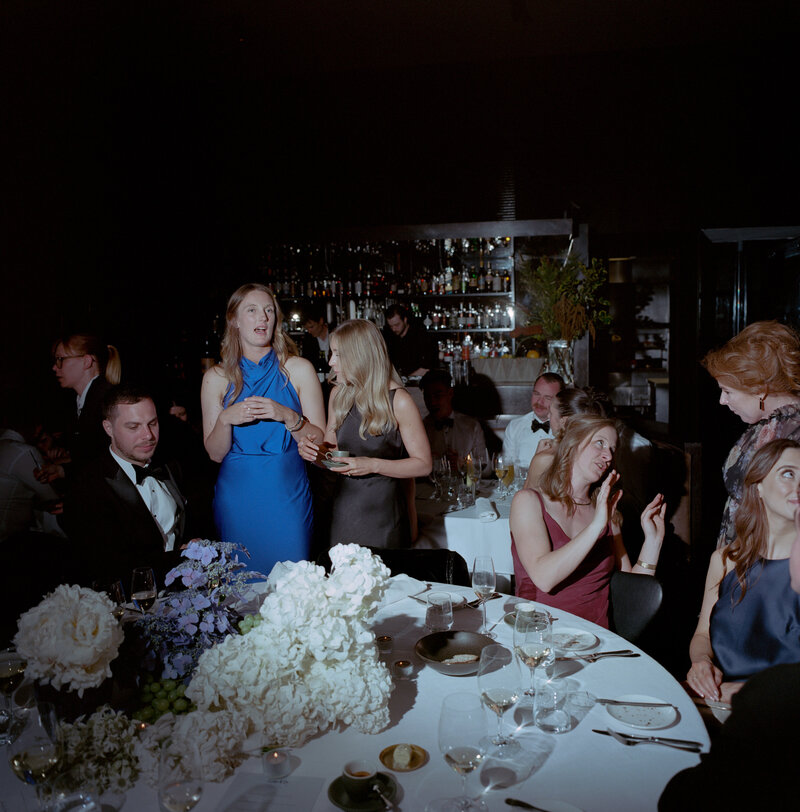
xmin=14 ymin=585 xmax=124 ymax=696
xmin=186 ymin=544 xmax=393 ymax=754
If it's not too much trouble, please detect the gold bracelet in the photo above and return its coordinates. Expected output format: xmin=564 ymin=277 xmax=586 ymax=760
xmin=636 ymin=559 xmax=657 ymax=571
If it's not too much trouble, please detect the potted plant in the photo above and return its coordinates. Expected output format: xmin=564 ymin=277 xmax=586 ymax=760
xmin=514 ymin=253 xmax=611 ymax=384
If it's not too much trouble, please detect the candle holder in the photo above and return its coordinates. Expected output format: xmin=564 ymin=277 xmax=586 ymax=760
xmin=262 ymin=745 xmax=291 ymax=781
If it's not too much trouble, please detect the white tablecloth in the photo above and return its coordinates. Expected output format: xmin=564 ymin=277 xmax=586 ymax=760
xmin=2 ymin=578 xmax=709 ymax=812
xmin=416 ymin=483 xmax=515 ymax=592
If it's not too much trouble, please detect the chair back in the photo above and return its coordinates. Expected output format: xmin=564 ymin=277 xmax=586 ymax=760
xmin=366 ymin=547 xmax=471 ymax=587
xmin=609 ymin=570 xmax=663 ymax=644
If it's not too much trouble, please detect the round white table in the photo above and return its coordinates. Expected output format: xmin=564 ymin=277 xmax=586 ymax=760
xmin=1 ymin=578 xmax=709 ymax=812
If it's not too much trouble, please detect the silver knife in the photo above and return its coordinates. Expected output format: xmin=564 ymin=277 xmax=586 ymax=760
xmin=596 ymin=698 xmax=675 ymax=708
xmin=592 ymin=729 xmax=703 ymax=748
xmin=505 ymin=799 xmax=551 ymax=811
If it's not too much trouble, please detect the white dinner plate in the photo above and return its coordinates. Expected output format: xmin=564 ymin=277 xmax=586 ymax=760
xmin=605 ymin=694 xmax=678 ymax=729
xmin=551 ymin=628 xmax=600 ymax=652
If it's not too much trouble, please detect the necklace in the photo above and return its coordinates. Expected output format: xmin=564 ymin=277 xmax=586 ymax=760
xmin=572 ymin=498 xmax=591 ymax=506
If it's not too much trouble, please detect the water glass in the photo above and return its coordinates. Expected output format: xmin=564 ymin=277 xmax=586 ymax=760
xmin=534 ymin=678 xmax=571 ymax=734
xmin=425 ymin=593 xmax=454 ymax=632
xmin=158 ymin=740 xmax=203 ymax=812
xmin=131 ymin=567 xmax=157 ymax=614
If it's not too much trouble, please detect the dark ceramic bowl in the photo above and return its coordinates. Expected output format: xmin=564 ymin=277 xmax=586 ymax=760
xmin=414 ymin=630 xmax=495 ymax=676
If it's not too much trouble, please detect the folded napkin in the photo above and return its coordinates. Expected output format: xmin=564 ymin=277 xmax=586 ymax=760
xmin=476 ymin=497 xmax=499 ymax=522
xmin=382 ymin=573 xmax=428 ymax=606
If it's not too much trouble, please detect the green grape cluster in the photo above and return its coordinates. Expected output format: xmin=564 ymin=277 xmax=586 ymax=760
xmin=237 ymin=613 xmax=263 ymax=634
xmin=133 ymin=676 xmax=195 ymax=723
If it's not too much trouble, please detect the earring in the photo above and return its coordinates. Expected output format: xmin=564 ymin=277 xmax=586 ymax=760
xmin=759 ymin=395 xmax=765 ymax=411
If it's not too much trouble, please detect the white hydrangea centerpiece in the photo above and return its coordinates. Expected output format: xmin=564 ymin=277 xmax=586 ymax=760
xmin=186 ymin=543 xmax=393 ymax=748
xmin=14 ymin=584 xmax=124 ymax=696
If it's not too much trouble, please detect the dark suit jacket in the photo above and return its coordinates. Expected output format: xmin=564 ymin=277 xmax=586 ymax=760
xmin=300 ymin=331 xmax=330 ymax=372
xmin=61 ymin=449 xmax=187 ymax=588
xmin=67 ymin=377 xmax=113 ymax=470
xmin=659 ymin=663 xmax=799 ymax=811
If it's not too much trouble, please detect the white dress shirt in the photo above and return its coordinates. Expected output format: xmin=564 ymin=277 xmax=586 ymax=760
xmin=423 ymin=411 xmax=487 ymax=463
xmin=502 ymin=410 xmax=554 ymax=470
xmin=109 ymin=449 xmax=179 ymax=551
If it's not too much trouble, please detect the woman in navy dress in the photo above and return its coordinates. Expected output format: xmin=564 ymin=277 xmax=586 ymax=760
xmin=201 ymin=283 xmax=325 ymax=575
xmin=687 ymin=438 xmax=800 ymax=704
xmin=298 ymin=319 xmax=431 ymax=549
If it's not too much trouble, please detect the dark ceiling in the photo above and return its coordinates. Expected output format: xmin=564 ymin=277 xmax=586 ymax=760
xmin=3 ymin=1 xmax=800 ymax=376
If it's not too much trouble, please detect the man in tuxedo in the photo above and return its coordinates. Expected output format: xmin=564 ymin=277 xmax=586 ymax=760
xmin=420 ymin=370 xmax=487 ymax=465
xmin=658 ymin=509 xmax=800 ymax=811
xmin=62 ymin=383 xmax=187 ymax=587
xmin=300 ymin=302 xmax=333 ymax=374
xmin=502 ymin=372 xmax=564 ymax=471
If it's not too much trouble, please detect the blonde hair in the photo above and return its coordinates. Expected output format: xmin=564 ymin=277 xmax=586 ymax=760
xmin=218 ymin=283 xmax=298 ymax=404
xmin=539 ymin=414 xmax=620 ymax=516
xmin=56 ymin=334 xmax=121 ymax=385
xmin=702 ymin=320 xmax=800 ymax=396
xmin=723 ymin=438 xmax=800 ymax=604
xmin=329 ymin=319 xmax=403 ymax=437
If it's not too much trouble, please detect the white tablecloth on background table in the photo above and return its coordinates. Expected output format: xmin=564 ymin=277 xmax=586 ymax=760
xmin=2 ymin=578 xmax=709 ymax=812
xmin=416 ymin=482 xmax=515 ymax=591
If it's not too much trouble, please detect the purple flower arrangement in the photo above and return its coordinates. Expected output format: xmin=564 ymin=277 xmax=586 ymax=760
xmin=131 ymin=540 xmax=264 ymax=681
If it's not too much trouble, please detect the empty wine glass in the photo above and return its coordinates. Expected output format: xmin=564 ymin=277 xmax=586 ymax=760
xmin=471 ymin=557 xmax=496 ymax=636
xmin=92 ymin=579 xmax=127 ymax=621
xmin=426 ymin=692 xmax=488 ymax=812
xmin=513 ymin=605 xmax=553 ymax=703
xmin=477 ymin=644 xmax=522 ymax=754
xmin=158 ymin=739 xmax=204 ymax=812
xmin=430 ymin=455 xmax=451 ymax=501
xmin=0 ymin=648 xmax=27 ymax=746
xmin=131 ymin=567 xmax=157 ymax=614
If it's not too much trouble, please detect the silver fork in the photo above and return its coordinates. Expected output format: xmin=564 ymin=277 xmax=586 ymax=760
xmin=599 ymin=728 xmax=702 ymax=752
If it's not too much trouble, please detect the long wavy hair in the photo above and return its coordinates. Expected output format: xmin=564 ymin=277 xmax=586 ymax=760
xmin=702 ymin=320 xmax=800 ymax=397
xmin=329 ymin=319 xmax=403 ymax=437
xmin=539 ymin=414 xmax=620 ymax=516
xmin=218 ymin=283 xmax=298 ymax=404
xmin=54 ymin=334 xmax=121 ymax=385
xmin=722 ymin=437 xmax=800 ymax=604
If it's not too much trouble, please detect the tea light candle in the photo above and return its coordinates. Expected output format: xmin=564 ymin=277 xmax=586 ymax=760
xmin=262 ymin=748 xmax=291 ymax=780
xmin=376 ymin=635 xmax=393 ymax=653
xmin=393 ymin=659 xmax=413 ymax=679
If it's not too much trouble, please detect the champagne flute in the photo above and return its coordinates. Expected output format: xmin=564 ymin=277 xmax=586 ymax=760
xmin=477 ymin=645 xmax=521 ymax=754
xmin=471 ymin=557 xmax=496 ymax=636
xmin=513 ymin=605 xmax=553 ymax=702
xmin=92 ymin=579 xmax=127 ymax=621
xmin=158 ymin=739 xmax=204 ymax=812
xmin=8 ymin=702 xmax=61 ymax=788
xmin=131 ymin=567 xmax=157 ymax=614
xmin=426 ymin=692 xmax=488 ymax=812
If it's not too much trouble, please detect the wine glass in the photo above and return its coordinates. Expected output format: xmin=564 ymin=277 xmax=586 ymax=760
xmin=513 ymin=605 xmax=553 ymax=703
xmin=426 ymin=692 xmax=488 ymax=812
xmin=0 ymin=648 xmax=27 ymax=746
xmin=492 ymin=452 xmax=513 ymax=499
xmin=158 ymin=739 xmax=204 ymax=812
xmin=430 ymin=455 xmax=450 ymax=501
xmin=8 ymin=701 xmax=61 ymax=788
xmin=92 ymin=579 xmax=127 ymax=621
xmin=477 ymin=644 xmax=521 ymax=754
xmin=471 ymin=557 xmax=496 ymax=636
xmin=131 ymin=567 xmax=157 ymax=614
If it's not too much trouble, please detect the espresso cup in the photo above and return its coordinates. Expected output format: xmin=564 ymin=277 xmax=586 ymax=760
xmin=326 ymin=449 xmax=351 ymax=460
xmin=341 ymin=760 xmax=376 ymax=800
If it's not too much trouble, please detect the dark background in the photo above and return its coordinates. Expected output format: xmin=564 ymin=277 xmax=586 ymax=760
xmin=4 ymin=1 xmax=800 ymax=415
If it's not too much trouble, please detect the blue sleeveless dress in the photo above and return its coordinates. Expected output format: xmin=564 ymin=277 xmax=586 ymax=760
xmin=709 ymin=558 xmax=800 ymax=681
xmin=212 ymin=351 xmax=313 ymax=576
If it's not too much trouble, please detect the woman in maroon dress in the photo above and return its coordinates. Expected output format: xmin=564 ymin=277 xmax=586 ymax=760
xmin=509 ymin=414 xmax=666 ymax=627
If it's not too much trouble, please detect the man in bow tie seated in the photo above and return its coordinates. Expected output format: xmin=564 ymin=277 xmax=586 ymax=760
xmin=61 ymin=383 xmax=187 ymax=588
xmin=420 ymin=370 xmax=487 ymax=466
xmin=501 ymin=372 xmax=564 ymax=473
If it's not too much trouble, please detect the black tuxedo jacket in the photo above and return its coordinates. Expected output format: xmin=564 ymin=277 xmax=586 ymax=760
xmin=65 ymin=377 xmax=113 ymax=470
xmin=62 ymin=450 xmax=187 ymax=588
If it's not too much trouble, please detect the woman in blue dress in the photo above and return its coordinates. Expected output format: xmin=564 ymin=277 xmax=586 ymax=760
xmin=687 ymin=438 xmax=800 ymax=703
xmin=201 ymin=283 xmax=325 ymax=575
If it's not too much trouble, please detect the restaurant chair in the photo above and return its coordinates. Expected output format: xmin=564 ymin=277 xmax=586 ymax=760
xmin=365 ymin=547 xmax=472 ymax=587
xmin=609 ymin=570 xmax=663 ymax=644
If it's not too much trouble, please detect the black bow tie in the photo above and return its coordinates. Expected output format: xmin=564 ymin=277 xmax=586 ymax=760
xmin=134 ymin=464 xmax=168 ymax=485
xmin=531 ymin=419 xmax=550 ymax=433
xmin=434 ymin=417 xmax=454 ymax=430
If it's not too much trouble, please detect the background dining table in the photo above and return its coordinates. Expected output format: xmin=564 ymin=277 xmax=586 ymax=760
xmin=1 ymin=576 xmax=710 ymax=812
